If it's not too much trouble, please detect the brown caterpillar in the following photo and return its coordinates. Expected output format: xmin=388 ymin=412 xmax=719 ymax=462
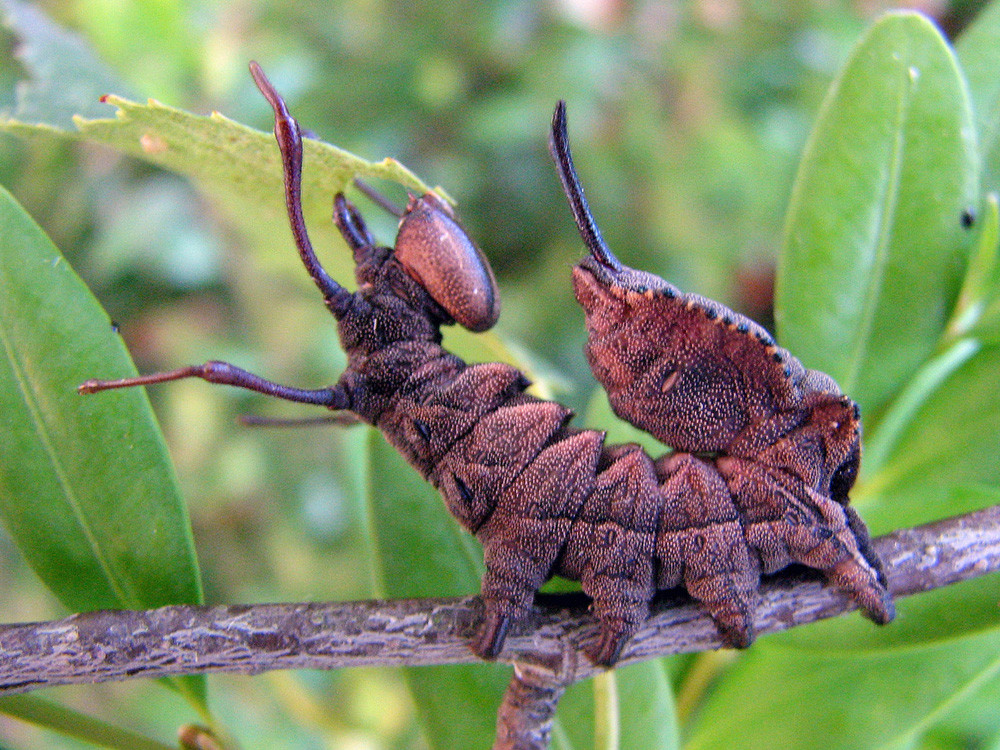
xmin=80 ymin=64 xmax=894 ymax=666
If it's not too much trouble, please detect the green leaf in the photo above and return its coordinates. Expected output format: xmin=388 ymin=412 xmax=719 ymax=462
xmin=72 ymin=94 xmax=432 ymax=196
xmin=0 ymin=695 xmax=174 ymax=750
xmin=593 ymin=671 xmax=618 ymax=750
xmin=0 ymin=89 xmax=438 ymax=289
xmin=858 ymin=343 xmax=1000 ymax=530
xmin=861 ymin=338 xmax=980 ymax=476
xmin=776 ymin=11 xmax=979 ymax=416
xmin=686 ymin=628 xmax=1000 ymax=750
xmin=696 ymin=13 xmax=1000 ymax=744
xmin=917 ymin=668 xmax=1000 ymax=750
xmin=0 ymin=0 xmax=133 ymax=127
xmin=977 ymin=295 xmax=1000 ymax=343
xmin=0 ymin=184 xmax=205 ymax=702
xmin=0 ymin=39 xmax=440 ymax=302
xmin=566 ymin=664 xmax=679 ymax=750
xmin=944 ymin=193 xmax=999 ymax=341
xmin=956 ymin=0 xmax=1000 ymax=193
xmin=615 ymin=660 xmax=679 ymax=750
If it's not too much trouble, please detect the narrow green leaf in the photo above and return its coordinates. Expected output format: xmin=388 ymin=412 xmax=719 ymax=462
xmin=776 ymin=11 xmax=979 ymax=415
xmin=977 ymin=295 xmax=1000 ymax=343
xmin=956 ymin=0 xmax=1000 ymax=192
xmin=0 ymin=185 xmax=205 ymax=702
xmin=686 ymin=628 xmax=1000 ymax=750
xmin=916 ymin=668 xmax=1000 ymax=750
xmin=615 ymin=660 xmax=679 ymax=750
xmin=859 ymin=343 xmax=1000 ymax=529
xmin=861 ymin=338 xmax=979 ymax=475
xmin=0 ymin=695 xmax=174 ymax=750
xmin=945 ymin=193 xmax=999 ymax=341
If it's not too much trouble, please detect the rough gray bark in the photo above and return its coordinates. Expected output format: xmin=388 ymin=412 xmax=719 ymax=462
xmin=0 ymin=505 xmax=998 ymax=748
xmin=494 ymin=664 xmax=568 ymax=750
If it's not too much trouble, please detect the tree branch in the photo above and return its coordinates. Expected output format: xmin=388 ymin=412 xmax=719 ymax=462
xmin=1 ymin=506 xmax=998 ymax=719
xmin=494 ymin=663 xmax=567 ymax=750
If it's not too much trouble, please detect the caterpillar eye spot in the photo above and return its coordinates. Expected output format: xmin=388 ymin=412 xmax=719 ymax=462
xmin=413 ymin=418 xmax=431 ymax=442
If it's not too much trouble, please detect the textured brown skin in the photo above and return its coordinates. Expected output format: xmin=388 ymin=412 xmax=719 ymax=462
xmin=326 ymin=227 xmax=663 ymax=664
xmin=324 ymin=189 xmax=893 ymax=665
xmin=82 ymin=70 xmax=893 ymax=666
xmin=572 ymin=259 xmax=894 ymax=650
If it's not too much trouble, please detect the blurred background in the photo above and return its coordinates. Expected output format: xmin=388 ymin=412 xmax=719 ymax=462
xmin=0 ymin=0 xmax=991 ymax=748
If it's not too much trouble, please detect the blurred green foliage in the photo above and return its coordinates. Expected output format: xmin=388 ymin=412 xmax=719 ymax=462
xmin=1 ymin=1 xmax=999 ymax=749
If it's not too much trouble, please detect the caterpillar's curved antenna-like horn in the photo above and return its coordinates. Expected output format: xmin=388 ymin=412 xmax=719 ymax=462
xmin=549 ymin=101 xmax=622 ymax=272
xmin=249 ymin=61 xmax=351 ymax=317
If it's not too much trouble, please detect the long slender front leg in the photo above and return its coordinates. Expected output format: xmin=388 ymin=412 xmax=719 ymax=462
xmin=79 ymin=361 xmax=349 ymax=410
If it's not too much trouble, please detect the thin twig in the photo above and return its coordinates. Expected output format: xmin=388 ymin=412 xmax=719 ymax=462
xmin=494 ymin=664 xmax=568 ymax=750
xmin=0 ymin=506 xmax=997 ymax=700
